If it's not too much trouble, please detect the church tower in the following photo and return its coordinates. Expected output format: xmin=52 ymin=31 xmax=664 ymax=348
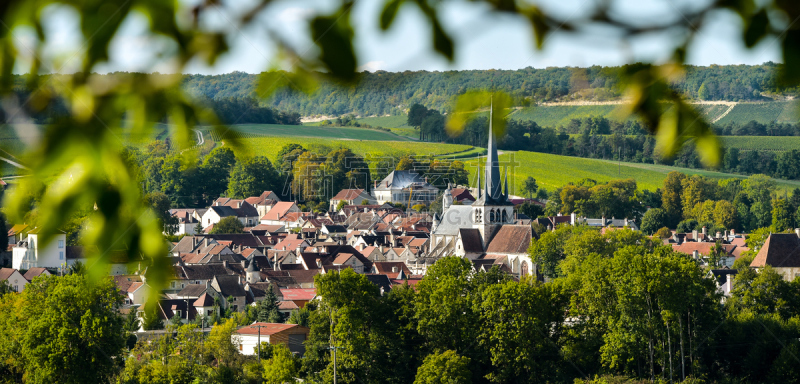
xmin=472 ymin=97 xmax=514 ymax=246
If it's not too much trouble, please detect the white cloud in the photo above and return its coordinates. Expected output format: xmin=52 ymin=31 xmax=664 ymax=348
xmin=358 ymin=60 xmax=386 ymax=72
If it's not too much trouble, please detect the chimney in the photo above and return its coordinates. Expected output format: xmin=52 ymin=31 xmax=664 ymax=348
xmin=238 ymin=275 xmax=241 ymax=285
xmin=730 ymin=229 xmax=735 ymax=236
xmin=392 ymin=266 xmax=398 ymax=273
xmin=206 ymin=280 xmax=210 ymax=288
xmin=241 ymin=260 xmax=246 ymax=269
xmin=204 ymin=238 xmax=209 ymax=247
xmin=702 ymin=226 xmax=707 ymax=236
xmin=692 ymin=250 xmax=699 ymax=259
xmin=796 ymin=228 xmax=800 ymax=238
xmin=570 ymin=212 xmax=576 ymax=225
xmin=223 ymin=260 xmax=228 ymax=269
xmin=216 ymin=200 xmax=220 ymax=206
xmin=692 ymin=230 xmax=698 ymax=240
xmin=716 ymin=232 xmax=722 ymax=239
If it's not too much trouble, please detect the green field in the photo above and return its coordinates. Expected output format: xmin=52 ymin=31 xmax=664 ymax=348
xmin=720 ymin=136 xmax=800 ymax=152
xmin=715 ymin=101 xmax=800 ymax=125
xmin=465 ymin=150 xmax=800 ymax=195
xmin=205 ymin=124 xmax=412 ymax=141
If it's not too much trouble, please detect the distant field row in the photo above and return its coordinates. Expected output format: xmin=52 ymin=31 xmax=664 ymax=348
xmin=464 ymin=150 xmax=800 ymax=195
xmin=204 ymin=123 xmax=412 ymax=141
xmin=565 ymin=134 xmax=800 ymax=152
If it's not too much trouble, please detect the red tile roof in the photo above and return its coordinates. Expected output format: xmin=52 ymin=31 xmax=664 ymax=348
xmin=751 ymin=234 xmax=800 ymax=268
xmin=237 ymin=322 xmax=308 ymax=336
xmin=485 ymin=225 xmax=533 ymax=254
xmin=332 ymin=189 xmax=366 ymax=201
xmin=280 ymin=288 xmax=317 ymax=301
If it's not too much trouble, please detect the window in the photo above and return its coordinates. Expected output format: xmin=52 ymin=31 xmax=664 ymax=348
xmin=232 ymin=305 xmax=238 ymax=312
xmin=59 ymin=251 xmax=64 ymax=260
xmin=58 ymin=240 xmax=64 ymax=248
xmin=207 ymin=310 xmax=213 ymax=316
xmin=181 ymin=284 xmax=185 ymax=289
xmin=170 ymin=282 xmax=176 ymax=289
xmin=175 ymin=310 xmax=182 ymax=318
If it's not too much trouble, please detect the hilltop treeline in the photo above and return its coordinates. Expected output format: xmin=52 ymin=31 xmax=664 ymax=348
xmin=180 ymin=63 xmax=797 ymax=117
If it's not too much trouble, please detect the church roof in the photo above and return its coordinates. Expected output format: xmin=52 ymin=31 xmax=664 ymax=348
xmin=374 ymin=170 xmax=437 ymax=191
xmin=486 ymin=225 xmax=533 ymax=254
xmin=432 ymin=205 xmax=474 ymax=236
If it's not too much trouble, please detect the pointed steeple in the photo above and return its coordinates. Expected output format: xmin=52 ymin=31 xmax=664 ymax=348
xmin=504 ymin=167 xmax=509 ymax=199
xmin=476 ymin=166 xmax=482 ymax=198
xmin=484 ymin=96 xmax=502 ymax=200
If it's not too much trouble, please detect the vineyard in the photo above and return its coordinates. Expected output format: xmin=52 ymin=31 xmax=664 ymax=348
xmin=715 ymin=101 xmax=800 ymax=125
xmin=720 ymin=136 xmax=800 ymax=152
xmin=464 ymin=150 xmax=800 ymax=195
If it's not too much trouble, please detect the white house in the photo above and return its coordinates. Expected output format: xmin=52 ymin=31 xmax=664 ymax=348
xmin=12 ymin=229 xmax=70 ymax=271
xmin=201 ymin=202 xmax=260 ymax=228
xmin=235 ymin=323 xmax=310 ymax=356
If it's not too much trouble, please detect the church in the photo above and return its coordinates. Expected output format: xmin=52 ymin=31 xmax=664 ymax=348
xmin=428 ymin=105 xmax=537 ymax=278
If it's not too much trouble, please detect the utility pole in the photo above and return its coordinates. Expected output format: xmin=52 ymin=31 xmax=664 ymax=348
xmin=251 ymin=323 xmax=270 ymax=362
xmin=330 ymin=345 xmax=339 ymax=384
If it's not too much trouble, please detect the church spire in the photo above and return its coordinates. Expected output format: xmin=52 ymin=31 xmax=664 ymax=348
xmin=476 ymin=166 xmax=482 ymax=198
xmin=484 ymin=96 xmax=502 ymax=200
xmin=504 ymin=167 xmax=509 ymax=199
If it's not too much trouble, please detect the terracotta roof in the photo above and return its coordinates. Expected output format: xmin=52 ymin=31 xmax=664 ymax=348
xmin=237 ymin=322 xmax=308 ymax=336
xmin=279 ymin=300 xmax=300 ymax=310
xmin=373 ymin=261 xmax=411 ymax=276
xmin=127 ymin=282 xmax=144 ymax=293
xmin=450 ymin=188 xmax=475 ymax=202
xmin=672 ymin=242 xmax=736 ymax=257
xmin=23 ymin=267 xmax=50 ymax=281
xmin=7 ymin=224 xmax=29 ymax=237
xmin=194 ymin=293 xmax=215 ymax=307
xmin=0 ymin=268 xmax=19 ymax=281
xmin=485 ymin=225 xmax=533 ymax=254
xmin=333 ymin=253 xmax=355 ymax=265
xmin=332 ymin=189 xmax=366 ymax=201
xmin=261 ymin=202 xmax=297 ymax=221
xmin=280 ymin=288 xmax=317 ymax=301
xmin=751 ymin=234 xmax=800 ymax=268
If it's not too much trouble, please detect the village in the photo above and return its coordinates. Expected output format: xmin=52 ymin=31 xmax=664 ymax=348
xmin=2 ymin=120 xmax=796 ymax=364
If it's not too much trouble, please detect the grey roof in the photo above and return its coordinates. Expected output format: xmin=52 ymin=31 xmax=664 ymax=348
xmin=214 ymin=275 xmax=247 ymax=297
xmin=458 ymin=228 xmax=484 ymax=253
xmin=176 ymin=264 xmax=235 ymax=280
xmin=433 ymin=205 xmax=474 ymax=236
xmin=210 ymin=205 xmax=238 ymax=217
xmin=374 ymin=170 xmax=437 ymax=191
xmin=176 ymin=284 xmax=209 ymax=298
xmin=323 ymin=225 xmax=347 ymax=234
xmin=365 ymin=274 xmax=393 ymax=292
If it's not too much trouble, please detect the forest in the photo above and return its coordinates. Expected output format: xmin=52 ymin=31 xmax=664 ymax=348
xmin=178 ymin=63 xmax=797 ymax=117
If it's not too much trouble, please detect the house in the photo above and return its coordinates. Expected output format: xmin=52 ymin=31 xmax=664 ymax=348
xmin=372 ymin=170 xmax=439 ymax=206
xmin=169 ymin=209 xmax=202 ymax=236
xmin=448 ymin=185 xmax=476 ymax=204
xmin=0 ymin=268 xmax=27 ymax=292
xmin=331 ymin=253 xmax=365 ymax=273
xmin=236 ymin=323 xmax=310 ymax=356
xmin=22 ymin=267 xmax=51 ymax=282
xmin=201 ymin=202 xmax=260 ymax=228
xmin=672 ymin=241 xmax=737 ymax=268
xmin=750 ymin=231 xmax=800 ymax=281
xmin=260 ymin=202 xmax=301 ymax=226
xmin=116 ymin=275 xmax=149 ymax=309
xmin=280 ymin=288 xmax=317 ymax=308
xmin=371 ymin=261 xmax=411 ymax=279
xmin=7 ymin=224 xmax=30 ymax=246
xmin=708 ymin=269 xmax=737 ymax=300
xmin=12 ymin=229 xmax=70 ymax=271
xmin=211 ymin=275 xmax=248 ymax=312
xmin=330 ymin=189 xmax=376 ymax=210
xmin=243 ymin=191 xmax=282 ymax=218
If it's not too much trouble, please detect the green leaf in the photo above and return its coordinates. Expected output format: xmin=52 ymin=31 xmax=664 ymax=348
xmin=431 ymin=18 xmax=453 ymax=61
xmin=380 ymin=0 xmax=402 ymax=30
xmin=743 ymin=9 xmax=769 ymax=48
xmin=779 ymin=29 xmax=800 ymax=86
xmin=525 ymin=7 xmax=550 ymax=49
xmin=310 ymin=12 xmax=357 ymax=82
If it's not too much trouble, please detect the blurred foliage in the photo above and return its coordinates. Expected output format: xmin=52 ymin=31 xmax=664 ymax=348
xmin=2 ymin=0 xmax=800 ymax=293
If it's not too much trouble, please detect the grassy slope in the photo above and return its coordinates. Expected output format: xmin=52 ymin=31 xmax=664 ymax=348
xmin=209 ymin=124 xmax=413 ymax=141
xmin=465 ymin=150 xmax=800 ymax=195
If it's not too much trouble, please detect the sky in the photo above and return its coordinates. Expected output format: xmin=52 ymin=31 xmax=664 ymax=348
xmin=16 ymin=0 xmax=783 ymax=75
